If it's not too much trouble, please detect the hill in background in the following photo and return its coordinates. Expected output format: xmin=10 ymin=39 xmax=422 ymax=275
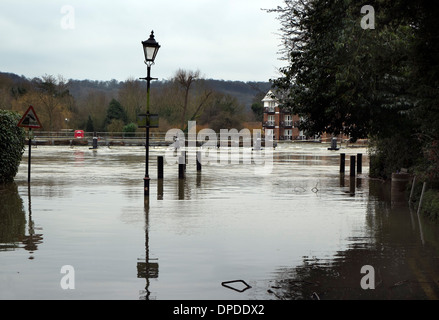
xmin=1 ymin=71 xmax=272 ymax=111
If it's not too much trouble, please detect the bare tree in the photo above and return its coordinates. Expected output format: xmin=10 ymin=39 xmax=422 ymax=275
xmin=174 ymin=69 xmax=200 ymax=130
xmin=33 ymin=74 xmax=72 ymax=131
xmin=79 ymin=90 xmax=110 ymax=131
xmin=118 ymin=77 xmax=146 ymax=123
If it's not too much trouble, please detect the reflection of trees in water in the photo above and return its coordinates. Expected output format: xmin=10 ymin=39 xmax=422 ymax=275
xmin=269 ymin=246 xmax=430 ymax=300
xmin=0 ymin=183 xmax=26 ymax=251
xmin=31 ymin=180 xmax=67 ymax=198
xmin=268 ymin=180 xmax=439 ymax=300
xmin=0 ymin=183 xmax=43 ymax=255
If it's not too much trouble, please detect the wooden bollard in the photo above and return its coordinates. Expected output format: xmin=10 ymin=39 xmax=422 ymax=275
xmin=196 ymin=171 xmax=201 ymax=187
xmin=357 ymin=153 xmax=362 ymax=174
xmin=157 ymin=179 xmax=163 ymax=200
xmin=196 ymin=151 xmax=202 ymax=172
xmin=340 ymin=153 xmax=346 ymax=173
xmin=178 ymin=179 xmax=185 ymax=200
xmin=158 ymin=156 xmax=164 ymax=179
xmin=339 ymin=174 xmax=345 ymax=187
xmin=350 ymin=177 xmax=355 ymax=196
xmin=350 ymin=155 xmax=356 ymax=177
xmin=181 ymin=151 xmax=187 ymax=171
xmin=356 ymin=177 xmax=362 ymax=189
xmin=178 ymin=155 xmax=185 ymax=179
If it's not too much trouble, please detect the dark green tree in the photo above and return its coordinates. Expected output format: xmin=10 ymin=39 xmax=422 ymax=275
xmin=85 ymin=115 xmax=94 ymax=132
xmin=248 ymin=85 xmax=270 ymax=122
xmin=268 ymin=0 xmax=418 ymax=141
xmin=105 ymin=99 xmax=128 ymax=127
xmin=268 ymin=0 xmax=439 ymax=181
xmin=251 ymin=100 xmax=264 ymax=122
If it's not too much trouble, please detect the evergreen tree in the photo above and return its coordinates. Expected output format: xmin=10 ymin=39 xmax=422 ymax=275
xmin=105 ymin=99 xmax=127 ymax=127
xmin=85 ymin=115 xmax=94 ymax=132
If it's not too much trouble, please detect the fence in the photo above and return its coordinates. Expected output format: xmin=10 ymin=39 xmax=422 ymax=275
xmin=29 ymin=131 xmax=274 ymax=147
xmin=29 ymin=131 xmax=170 ymax=146
xmin=29 ymin=131 xmax=345 ymax=146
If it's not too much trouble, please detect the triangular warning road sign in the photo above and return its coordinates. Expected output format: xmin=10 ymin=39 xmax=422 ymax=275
xmin=17 ymin=106 xmax=42 ymax=129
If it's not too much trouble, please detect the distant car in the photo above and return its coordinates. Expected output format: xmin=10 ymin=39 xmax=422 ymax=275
xmin=74 ymin=130 xmax=84 ymax=139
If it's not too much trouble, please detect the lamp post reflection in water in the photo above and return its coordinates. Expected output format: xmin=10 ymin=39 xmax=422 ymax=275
xmin=137 ymin=199 xmax=158 ymax=300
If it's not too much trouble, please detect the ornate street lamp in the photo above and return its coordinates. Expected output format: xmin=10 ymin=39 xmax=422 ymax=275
xmin=142 ymin=31 xmax=160 ymax=64
xmin=140 ymin=30 xmax=160 ymax=197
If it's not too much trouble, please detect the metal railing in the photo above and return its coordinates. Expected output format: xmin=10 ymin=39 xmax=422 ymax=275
xmin=32 ymin=131 xmax=166 ymax=139
xmin=28 ymin=131 xmax=169 ymax=146
xmin=264 ymin=107 xmax=275 ymax=113
xmin=28 ymin=131 xmax=273 ymax=146
xmin=263 ymin=121 xmax=276 ymax=127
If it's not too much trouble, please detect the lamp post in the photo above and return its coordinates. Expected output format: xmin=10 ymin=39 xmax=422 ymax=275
xmin=141 ymin=30 xmax=160 ymax=197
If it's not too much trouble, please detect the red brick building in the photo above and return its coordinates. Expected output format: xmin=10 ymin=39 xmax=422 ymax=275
xmin=262 ymin=90 xmax=350 ymax=142
xmin=262 ymin=90 xmax=303 ymax=140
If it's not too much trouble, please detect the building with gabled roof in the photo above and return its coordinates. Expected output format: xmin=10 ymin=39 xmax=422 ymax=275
xmin=261 ymin=90 xmax=350 ymax=143
xmin=261 ymin=90 xmax=303 ymax=141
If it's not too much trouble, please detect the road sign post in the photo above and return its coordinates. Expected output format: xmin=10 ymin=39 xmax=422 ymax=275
xmin=17 ymin=106 xmax=42 ymax=183
xmin=27 ymin=128 xmax=32 ymax=183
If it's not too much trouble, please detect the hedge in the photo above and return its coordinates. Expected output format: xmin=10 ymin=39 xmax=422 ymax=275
xmin=0 ymin=110 xmax=26 ymax=183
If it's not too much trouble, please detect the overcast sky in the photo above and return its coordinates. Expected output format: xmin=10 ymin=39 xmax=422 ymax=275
xmin=0 ymin=0 xmax=286 ymax=83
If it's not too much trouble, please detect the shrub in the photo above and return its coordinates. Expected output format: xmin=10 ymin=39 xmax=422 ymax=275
xmin=0 ymin=110 xmax=26 ymax=183
xmin=368 ymin=133 xmax=421 ymax=180
xmin=123 ymin=122 xmax=137 ymax=137
xmin=421 ymin=189 xmax=439 ymax=222
xmin=107 ymin=119 xmax=125 ymax=134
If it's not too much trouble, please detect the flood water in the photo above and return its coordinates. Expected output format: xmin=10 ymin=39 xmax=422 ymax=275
xmin=1 ymin=143 xmax=439 ymax=300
